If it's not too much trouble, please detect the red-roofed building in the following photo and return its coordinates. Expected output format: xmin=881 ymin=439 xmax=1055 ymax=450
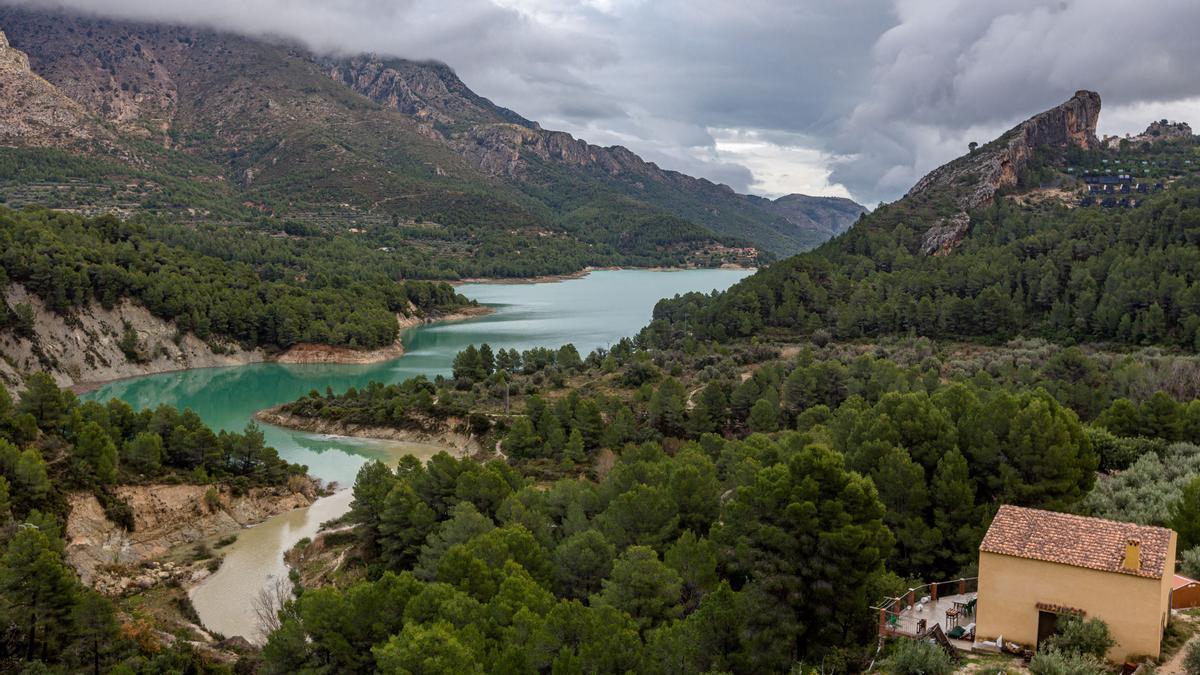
xmin=1173 ymin=574 xmax=1200 ymax=610
xmin=975 ymin=505 xmax=1176 ymax=661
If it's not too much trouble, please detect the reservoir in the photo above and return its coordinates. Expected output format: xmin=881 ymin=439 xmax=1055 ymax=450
xmin=83 ymin=268 xmax=752 ymax=639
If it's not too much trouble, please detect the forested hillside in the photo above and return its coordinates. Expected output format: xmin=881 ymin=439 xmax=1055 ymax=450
xmin=644 ymin=136 xmax=1200 ymax=352
xmin=0 ymin=7 xmax=863 ymax=271
xmin=0 ymin=207 xmax=472 ymax=351
xmin=0 ymin=374 xmax=303 ymax=670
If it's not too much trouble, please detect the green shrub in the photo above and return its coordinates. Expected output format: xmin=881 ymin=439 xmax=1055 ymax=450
xmin=203 ymin=486 xmax=221 ymax=512
xmin=1044 ymin=616 xmax=1115 ymax=659
xmin=1181 ymin=546 xmax=1200 ymax=579
xmin=1184 ymin=638 xmax=1200 ymax=675
xmin=885 ymin=638 xmax=954 ymax=675
xmin=1028 ymin=648 xmax=1107 ymax=675
xmin=1087 ymin=427 xmax=1167 ymax=472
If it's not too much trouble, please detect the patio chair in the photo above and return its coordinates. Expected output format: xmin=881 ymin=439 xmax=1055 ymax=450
xmin=952 ymin=597 xmax=977 ymax=618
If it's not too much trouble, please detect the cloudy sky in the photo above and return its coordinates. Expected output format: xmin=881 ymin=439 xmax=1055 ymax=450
xmin=7 ymin=0 xmax=1200 ymax=205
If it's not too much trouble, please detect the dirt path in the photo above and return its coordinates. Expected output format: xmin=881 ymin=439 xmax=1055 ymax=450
xmin=1160 ymin=634 xmax=1196 ymax=675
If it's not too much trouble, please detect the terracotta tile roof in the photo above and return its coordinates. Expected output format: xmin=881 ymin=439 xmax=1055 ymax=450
xmin=1175 ymin=574 xmax=1199 ymax=590
xmin=980 ymin=505 xmax=1173 ymax=579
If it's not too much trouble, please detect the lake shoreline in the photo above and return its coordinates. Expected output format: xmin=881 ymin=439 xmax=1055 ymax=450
xmin=70 ymin=305 xmax=496 ymax=396
xmin=450 ymin=263 xmax=756 ymax=286
xmin=254 ymin=406 xmax=484 ymax=456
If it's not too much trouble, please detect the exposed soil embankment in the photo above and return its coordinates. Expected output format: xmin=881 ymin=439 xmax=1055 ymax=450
xmin=273 ymin=338 xmax=408 ymax=365
xmin=65 ymin=478 xmax=320 ymax=588
xmin=255 ymin=407 xmax=481 ymax=455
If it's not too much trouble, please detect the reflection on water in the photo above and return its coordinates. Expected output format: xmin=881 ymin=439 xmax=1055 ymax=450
xmin=83 ymin=269 xmax=752 ymax=638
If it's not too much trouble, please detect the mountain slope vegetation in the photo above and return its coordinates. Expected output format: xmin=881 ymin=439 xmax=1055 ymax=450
xmin=0 ymin=7 xmax=863 ymax=270
xmin=645 ymin=93 xmax=1200 ymax=352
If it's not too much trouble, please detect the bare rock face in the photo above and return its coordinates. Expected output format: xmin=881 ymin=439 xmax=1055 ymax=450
xmin=919 ymin=212 xmax=972 ymax=256
xmin=66 ymin=480 xmax=318 ymax=587
xmin=0 ymin=284 xmax=264 ymax=391
xmin=908 ymin=90 xmax=1101 ymax=254
xmin=0 ymin=26 xmax=97 ymax=146
xmin=322 ymin=53 xmax=666 ymax=182
xmin=324 ymin=54 xmax=534 ymax=130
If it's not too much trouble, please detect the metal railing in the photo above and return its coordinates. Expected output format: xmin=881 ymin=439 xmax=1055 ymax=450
xmin=871 ymin=577 xmax=979 ymax=637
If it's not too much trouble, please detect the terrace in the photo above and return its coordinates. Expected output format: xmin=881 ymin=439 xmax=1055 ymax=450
xmin=873 ymin=577 xmax=979 ymax=652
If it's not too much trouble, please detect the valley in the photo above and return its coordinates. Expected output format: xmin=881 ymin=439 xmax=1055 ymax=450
xmin=0 ymin=3 xmax=1198 ymax=675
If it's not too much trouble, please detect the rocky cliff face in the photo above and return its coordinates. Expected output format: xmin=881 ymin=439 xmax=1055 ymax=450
xmin=66 ymin=480 xmax=318 ymax=588
xmin=1105 ymin=119 xmax=1194 ymax=149
xmin=906 ymin=90 xmax=1101 ymax=255
xmin=0 ymin=26 xmax=98 ymax=146
xmin=0 ymin=284 xmax=264 ymax=392
xmin=324 ymin=55 xmax=533 ymax=130
xmin=321 ymin=50 xmax=866 ymax=254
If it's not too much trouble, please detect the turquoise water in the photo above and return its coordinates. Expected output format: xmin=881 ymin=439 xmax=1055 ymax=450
xmin=83 ymin=269 xmax=751 ymax=486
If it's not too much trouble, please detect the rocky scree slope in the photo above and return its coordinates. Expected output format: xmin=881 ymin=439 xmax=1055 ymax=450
xmin=0 ymin=26 xmax=100 ymax=147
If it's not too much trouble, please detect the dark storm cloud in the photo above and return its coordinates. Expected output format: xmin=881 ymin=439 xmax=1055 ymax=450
xmin=830 ymin=0 xmax=1200 ymax=203
xmin=3 ymin=0 xmax=1199 ymax=203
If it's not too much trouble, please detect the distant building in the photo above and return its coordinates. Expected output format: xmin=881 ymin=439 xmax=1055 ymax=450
xmin=1172 ymin=574 xmax=1200 ymax=610
xmin=974 ymin=506 xmax=1176 ymax=662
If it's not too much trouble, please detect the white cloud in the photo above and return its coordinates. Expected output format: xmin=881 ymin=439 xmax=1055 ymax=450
xmin=708 ymin=129 xmax=852 ymax=199
xmin=829 ymin=0 xmax=1200 ymax=203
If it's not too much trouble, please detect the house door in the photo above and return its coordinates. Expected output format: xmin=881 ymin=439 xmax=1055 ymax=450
xmin=1036 ymin=611 xmax=1059 ymax=649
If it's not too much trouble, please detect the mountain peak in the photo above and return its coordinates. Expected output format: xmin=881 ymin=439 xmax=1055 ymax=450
xmin=906 ymin=89 xmax=1101 ymax=255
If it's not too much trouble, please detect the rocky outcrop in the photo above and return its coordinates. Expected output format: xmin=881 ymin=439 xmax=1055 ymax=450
xmin=324 ymin=55 xmax=533 ymax=130
xmin=908 ymin=90 xmax=1101 ymax=255
xmin=0 ymin=26 xmax=98 ymax=146
xmin=1105 ymin=119 xmax=1193 ymax=149
xmin=65 ymin=479 xmax=319 ymax=587
xmin=919 ymin=212 xmax=971 ymax=256
xmin=0 ymin=284 xmax=264 ymax=392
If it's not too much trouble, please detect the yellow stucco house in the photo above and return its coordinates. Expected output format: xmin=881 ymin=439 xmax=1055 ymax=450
xmin=976 ymin=505 xmax=1176 ymax=662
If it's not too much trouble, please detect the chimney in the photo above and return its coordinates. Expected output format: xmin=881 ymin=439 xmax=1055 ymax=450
xmin=1123 ymin=538 xmax=1141 ymax=571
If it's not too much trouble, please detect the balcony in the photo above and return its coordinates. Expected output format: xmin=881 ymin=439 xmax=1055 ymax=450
xmin=872 ymin=577 xmax=979 ymax=652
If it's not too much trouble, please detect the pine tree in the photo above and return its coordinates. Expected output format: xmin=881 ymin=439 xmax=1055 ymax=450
xmin=18 ymin=373 xmax=69 ymax=432
xmin=717 ymin=442 xmax=892 ymax=668
xmin=564 ymin=429 xmax=586 ymax=464
xmin=479 ymin=343 xmax=495 ymax=376
xmin=747 ymin=399 xmax=779 ymax=433
xmin=572 ymin=399 xmax=605 ymax=449
xmin=0 ymin=526 xmax=79 ymax=660
xmin=649 ymin=378 xmax=687 ymax=437
xmin=67 ymin=589 xmax=121 ymax=674
xmin=378 ymin=482 xmax=438 ymax=569
xmin=504 ymin=417 xmax=540 ymax=459
xmin=452 ymin=345 xmax=483 ymax=381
